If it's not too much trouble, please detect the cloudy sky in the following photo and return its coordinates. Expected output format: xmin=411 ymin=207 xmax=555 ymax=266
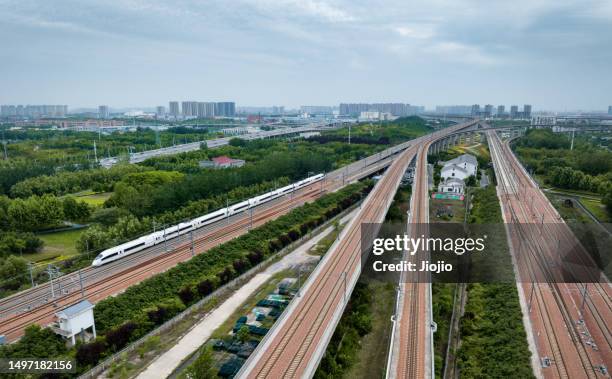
xmin=1 ymin=0 xmax=611 ymax=111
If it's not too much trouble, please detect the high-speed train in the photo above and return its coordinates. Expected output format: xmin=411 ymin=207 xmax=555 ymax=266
xmin=92 ymin=173 xmax=324 ymax=267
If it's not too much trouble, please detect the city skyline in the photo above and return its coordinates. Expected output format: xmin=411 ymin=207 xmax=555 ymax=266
xmin=1 ymin=1 xmax=611 ymax=110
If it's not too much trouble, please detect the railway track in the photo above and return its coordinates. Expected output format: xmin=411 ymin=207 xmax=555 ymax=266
xmin=0 ymin=187 xmax=323 ymax=340
xmin=0 ymin=146 xmax=411 ymax=342
xmin=246 ymin=141 xmax=419 ymax=378
xmin=488 ymin=130 xmax=611 ymax=378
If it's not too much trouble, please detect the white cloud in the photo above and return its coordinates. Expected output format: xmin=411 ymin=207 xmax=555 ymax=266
xmin=426 ymin=42 xmax=499 ymax=66
xmin=243 ymin=0 xmax=355 ymax=23
xmin=394 ymin=24 xmax=435 ymax=40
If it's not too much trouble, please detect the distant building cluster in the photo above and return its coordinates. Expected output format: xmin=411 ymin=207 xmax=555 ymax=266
xmin=300 ymin=106 xmax=334 ymax=115
xmin=1 ymin=104 xmax=67 ymax=118
xmin=358 ymin=111 xmax=393 ymax=121
xmin=237 ymin=106 xmax=284 ymax=115
xmin=164 ymin=101 xmax=236 ymax=119
xmin=531 ymin=116 xmax=556 ymax=127
xmin=15 ymin=119 xmax=126 ymax=131
xmin=339 ymin=103 xmax=424 ymax=117
xmin=435 ymin=104 xmax=532 ymax=119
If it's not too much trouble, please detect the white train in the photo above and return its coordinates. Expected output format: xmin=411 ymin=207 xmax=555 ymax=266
xmin=92 ymin=173 xmax=324 ymax=267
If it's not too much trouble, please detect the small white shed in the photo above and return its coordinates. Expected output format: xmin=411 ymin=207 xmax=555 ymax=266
xmin=52 ymin=300 xmax=96 ymax=346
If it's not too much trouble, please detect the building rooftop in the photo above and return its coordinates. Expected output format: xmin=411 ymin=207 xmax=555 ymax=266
xmin=443 ymin=154 xmax=477 ymax=167
xmin=212 ymin=156 xmax=236 ymax=165
xmin=57 ymin=300 xmax=94 ymax=319
xmin=441 ymin=163 xmax=468 ymax=175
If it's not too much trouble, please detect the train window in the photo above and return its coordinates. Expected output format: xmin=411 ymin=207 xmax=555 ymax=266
xmin=124 ymin=242 xmax=146 ymax=253
xmin=102 ymin=252 xmax=120 ymax=261
xmin=179 ymin=225 xmax=192 ymax=232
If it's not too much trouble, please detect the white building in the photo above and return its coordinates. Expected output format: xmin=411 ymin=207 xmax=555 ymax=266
xmin=531 ymin=116 xmax=556 ymax=127
xmin=440 ymin=154 xmax=477 ymax=181
xmin=438 ymin=177 xmax=465 ymax=194
xmin=51 ymin=300 xmax=96 ymax=346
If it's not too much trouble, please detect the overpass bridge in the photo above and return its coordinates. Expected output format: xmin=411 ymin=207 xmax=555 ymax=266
xmin=99 ymin=123 xmax=339 ymax=168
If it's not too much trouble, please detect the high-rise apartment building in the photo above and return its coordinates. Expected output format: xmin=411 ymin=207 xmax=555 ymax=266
xmin=510 ymin=105 xmax=519 ymax=118
xmin=609 ymin=106 xmax=612 ymax=115
xmin=98 ymin=105 xmax=109 ymax=119
xmin=471 ymin=104 xmax=480 ymax=116
xmin=523 ymin=104 xmax=532 ymax=118
xmin=215 ymin=102 xmax=236 ymax=117
xmin=1 ymin=104 xmax=67 ymax=118
xmin=301 ymin=106 xmax=333 ymax=115
xmin=181 ymin=101 xmax=198 ymax=117
xmin=497 ymin=105 xmax=505 ymax=116
xmin=484 ymin=104 xmax=493 ymax=117
xmin=339 ymin=103 xmax=421 ymax=117
xmin=169 ymin=101 xmax=179 ymax=116
xmin=156 ymin=106 xmax=165 ymax=118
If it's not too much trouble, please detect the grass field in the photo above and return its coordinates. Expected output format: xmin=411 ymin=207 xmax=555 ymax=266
xmin=33 ymin=228 xmax=84 ymax=263
xmin=579 ymin=198 xmax=611 ymax=223
xmin=449 ymin=142 xmax=489 ymax=162
xmin=430 ymin=198 xmax=466 ymax=223
xmin=76 ymin=191 xmax=112 ymax=206
xmin=343 ymin=280 xmax=395 ymax=379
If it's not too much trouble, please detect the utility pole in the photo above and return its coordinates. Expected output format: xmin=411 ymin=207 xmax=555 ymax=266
xmin=28 ymin=262 xmax=34 ymax=287
xmin=580 ymin=283 xmax=588 ymax=320
xmin=190 ymin=229 xmax=195 ymax=257
xmin=528 ymin=283 xmax=535 ymax=312
xmin=297 ymin=267 xmax=302 ymax=297
xmin=47 ymin=265 xmax=55 ymax=299
xmin=93 ymin=140 xmax=98 ymax=163
xmin=570 ymin=129 xmax=575 ymax=150
xmin=78 ymin=270 xmax=84 ymax=298
xmin=348 ymin=124 xmax=351 ymax=145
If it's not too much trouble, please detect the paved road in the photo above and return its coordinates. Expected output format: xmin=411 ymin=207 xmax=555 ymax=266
xmin=100 ymin=124 xmax=336 ymax=168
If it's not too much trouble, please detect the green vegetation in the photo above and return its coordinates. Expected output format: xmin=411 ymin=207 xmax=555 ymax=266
xmin=514 ymin=128 xmax=612 ymax=202
xmin=319 ymin=116 xmax=432 ymax=145
xmin=457 ymin=283 xmax=534 ymax=378
xmin=455 ymin=186 xmax=533 ymax=378
xmin=9 ymin=164 xmax=148 ymax=198
xmin=0 ymin=125 xmax=213 ymax=163
xmin=76 ymin=191 xmax=112 ymax=206
xmin=182 ymin=346 xmax=217 ymax=379
xmin=36 ymin=228 xmax=83 ymax=260
xmin=580 ymin=197 xmax=611 ymax=223
xmin=432 ymin=283 xmax=455 ymax=377
xmin=314 ymin=282 xmax=374 ymax=379
xmin=343 ymin=281 xmax=395 ymax=379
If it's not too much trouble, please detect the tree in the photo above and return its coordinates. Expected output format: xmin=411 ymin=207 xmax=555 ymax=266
xmin=0 ymin=325 xmax=67 ymax=359
xmin=236 ymin=325 xmax=250 ymax=343
xmin=63 ymin=196 xmax=91 ymax=221
xmin=184 ymin=346 xmax=217 ymax=379
xmin=465 ymin=175 xmax=477 ymax=187
xmin=76 ymin=340 xmax=106 ymax=366
xmin=0 ymin=255 xmax=29 ymax=290
xmin=603 ymin=187 xmax=612 ymax=214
